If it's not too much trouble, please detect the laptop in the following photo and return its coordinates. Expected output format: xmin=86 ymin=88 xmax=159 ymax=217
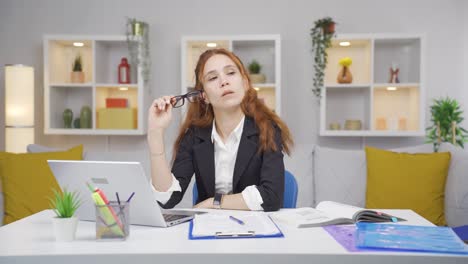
xmin=48 ymin=160 xmax=200 ymax=227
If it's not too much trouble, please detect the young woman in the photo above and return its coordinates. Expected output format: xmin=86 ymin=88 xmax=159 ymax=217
xmin=147 ymin=48 xmax=293 ymax=211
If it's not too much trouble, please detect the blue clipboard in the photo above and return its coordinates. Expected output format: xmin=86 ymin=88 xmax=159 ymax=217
xmin=188 ymin=216 xmax=284 ymax=240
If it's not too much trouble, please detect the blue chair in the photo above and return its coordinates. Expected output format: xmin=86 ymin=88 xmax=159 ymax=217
xmin=192 ymin=170 xmax=298 ymax=208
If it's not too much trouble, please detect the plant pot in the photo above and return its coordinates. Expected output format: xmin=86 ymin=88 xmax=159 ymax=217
xmin=249 ymin=74 xmax=266 ymax=84
xmin=337 ymin=66 xmax=353 ymax=84
xmin=70 ymin=72 xmax=85 ymax=83
xmin=323 ymin=23 xmax=335 ymax=34
xmin=52 ymin=216 xmax=78 ymax=242
xmin=132 ymin=21 xmax=143 ymax=36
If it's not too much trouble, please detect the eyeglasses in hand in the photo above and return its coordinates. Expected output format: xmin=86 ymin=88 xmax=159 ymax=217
xmin=170 ymin=90 xmax=203 ymax=108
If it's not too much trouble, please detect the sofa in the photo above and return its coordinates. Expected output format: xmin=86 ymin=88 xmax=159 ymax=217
xmin=1 ymin=143 xmax=467 ymax=227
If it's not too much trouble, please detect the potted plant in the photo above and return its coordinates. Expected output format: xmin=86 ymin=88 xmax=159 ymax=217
xmin=310 ymin=17 xmax=336 ymax=98
xmin=126 ymin=17 xmax=151 ymax=84
xmin=426 ymin=97 xmax=468 ymax=152
xmin=248 ymin=60 xmax=266 ymax=83
xmin=49 ymin=188 xmax=81 ymax=242
xmin=70 ymin=54 xmax=84 ymax=83
xmin=337 ymin=57 xmax=353 ymax=83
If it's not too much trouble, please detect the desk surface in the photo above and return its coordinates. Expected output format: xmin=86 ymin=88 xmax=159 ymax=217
xmin=0 ymin=209 xmax=466 ymax=264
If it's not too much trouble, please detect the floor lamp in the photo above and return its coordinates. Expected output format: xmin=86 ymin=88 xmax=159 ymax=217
xmin=5 ymin=64 xmax=34 ymax=153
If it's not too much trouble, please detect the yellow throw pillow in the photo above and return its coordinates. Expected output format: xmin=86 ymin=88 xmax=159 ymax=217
xmin=0 ymin=145 xmax=83 ymax=224
xmin=365 ymin=146 xmax=451 ymax=226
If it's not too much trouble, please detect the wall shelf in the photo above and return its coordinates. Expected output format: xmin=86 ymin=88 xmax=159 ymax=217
xmin=320 ymin=34 xmax=425 ymax=137
xmin=43 ymin=35 xmax=148 ymax=135
xmin=181 ymin=35 xmax=281 ymax=115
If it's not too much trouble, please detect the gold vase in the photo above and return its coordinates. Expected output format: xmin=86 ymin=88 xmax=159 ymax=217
xmin=337 ymin=66 xmax=353 ymax=84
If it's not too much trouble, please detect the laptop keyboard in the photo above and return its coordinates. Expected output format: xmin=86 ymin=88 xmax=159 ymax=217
xmin=163 ymin=214 xmax=188 ymax=222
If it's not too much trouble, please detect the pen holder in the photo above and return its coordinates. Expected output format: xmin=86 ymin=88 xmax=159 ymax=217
xmin=95 ymin=201 xmax=130 ymax=241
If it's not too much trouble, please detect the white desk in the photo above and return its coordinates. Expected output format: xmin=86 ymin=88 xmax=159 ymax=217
xmin=0 ymin=209 xmax=466 ymax=264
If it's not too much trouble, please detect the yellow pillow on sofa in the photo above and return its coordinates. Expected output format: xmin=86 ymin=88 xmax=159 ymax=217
xmin=0 ymin=145 xmax=83 ymax=224
xmin=365 ymin=146 xmax=451 ymax=226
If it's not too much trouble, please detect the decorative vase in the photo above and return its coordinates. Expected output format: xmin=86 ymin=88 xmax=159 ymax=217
xmin=63 ymin=109 xmax=73 ymax=128
xmin=52 ymin=217 xmax=78 ymax=242
xmin=70 ymin=71 xmax=85 ymax=83
xmin=249 ymin=74 xmax=266 ymax=84
xmin=73 ymin=118 xmax=81 ymax=129
xmin=329 ymin=122 xmax=341 ymax=130
xmin=389 ymin=67 xmax=400 ymax=83
xmin=337 ymin=66 xmax=353 ymax=84
xmin=344 ymin=119 xmax=362 ymax=130
xmin=80 ymin=106 xmax=92 ymax=129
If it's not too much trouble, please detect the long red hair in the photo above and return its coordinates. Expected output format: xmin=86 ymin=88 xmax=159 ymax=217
xmin=174 ymin=48 xmax=293 ymax=156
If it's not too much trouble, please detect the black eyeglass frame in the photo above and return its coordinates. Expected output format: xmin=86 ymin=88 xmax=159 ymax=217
xmin=170 ymin=90 xmax=203 ymax=108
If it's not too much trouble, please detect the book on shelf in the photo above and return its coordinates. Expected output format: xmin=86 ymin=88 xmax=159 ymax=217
xmin=270 ymin=201 xmax=406 ymax=228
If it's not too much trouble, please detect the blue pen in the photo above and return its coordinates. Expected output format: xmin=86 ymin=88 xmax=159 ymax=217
xmin=126 ymin=192 xmax=135 ymax=203
xmin=229 ymin=215 xmax=245 ymax=225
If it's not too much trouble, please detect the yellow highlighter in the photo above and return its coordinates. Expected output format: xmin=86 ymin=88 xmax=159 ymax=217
xmin=92 ymin=192 xmax=125 ymax=236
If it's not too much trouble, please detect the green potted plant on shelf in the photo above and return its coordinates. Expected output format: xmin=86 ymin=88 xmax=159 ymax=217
xmin=248 ymin=60 xmax=266 ymax=84
xmin=337 ymin=57 xmax=353 ymax=83
xmin=310 ymin=17 xmax=336 ymax=98
xmin=71 ymin=54 xmax=84 ymax=83
xmin=426 ymin=97 xmax=468 ymax=152
xmin=49 ymin=188 xmax=81 ymax=242
xmin=126 ymin=17 xmax=151 ymax=84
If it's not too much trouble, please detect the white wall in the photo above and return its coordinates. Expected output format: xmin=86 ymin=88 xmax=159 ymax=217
xmin=0 ymin=0 xmax=466 ymax=152
xmin=462 ymin=0 xmax=468 ymax=129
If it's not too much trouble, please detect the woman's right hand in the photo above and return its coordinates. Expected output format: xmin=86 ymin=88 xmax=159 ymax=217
xmin=147 ymin=96 xmax=174 ymax=132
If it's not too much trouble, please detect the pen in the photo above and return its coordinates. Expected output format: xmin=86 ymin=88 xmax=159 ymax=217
xmin=87 ymin=182 xmax=123 ymax=228
xmin=229 ymin=215 xmax=245 ymax=225
xmin=126 ymin=192 xmax=135 ymax=203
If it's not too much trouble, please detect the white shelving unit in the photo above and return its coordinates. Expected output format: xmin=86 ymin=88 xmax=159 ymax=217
xmin=181 ymin=35 xmax=281 ymax=116
xmin=320 ymin=34 xmax=425 ymax=137
xmin=43 ymin=35 xmax=148 ymax=135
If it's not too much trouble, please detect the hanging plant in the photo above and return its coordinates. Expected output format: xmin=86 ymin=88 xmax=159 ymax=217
xmin=126 ymin=17 xmax=151 ymax=84
xmin=426 ymin=97 xmax=468 ymax=152
xmin=310 ymin=17 xmax=336 ymax=98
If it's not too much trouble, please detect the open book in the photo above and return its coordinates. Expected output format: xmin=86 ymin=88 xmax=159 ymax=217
xmin=270 ymin=201 xmax=406 ymax=228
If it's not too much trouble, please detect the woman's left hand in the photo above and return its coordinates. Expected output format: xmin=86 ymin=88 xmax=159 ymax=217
xmin=194 ymin=198 xmax=214 ymax=209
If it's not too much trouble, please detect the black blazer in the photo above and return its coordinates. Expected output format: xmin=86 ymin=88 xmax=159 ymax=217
xmin=160 ymin=116 xmax=285 ymax=211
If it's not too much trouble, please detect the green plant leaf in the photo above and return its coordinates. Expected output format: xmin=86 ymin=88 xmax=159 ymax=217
xmin=426 ymin=97 xmax=468 ymax=150
xmin=48 ymin=188 xmax=81 ymax=218
xmin=248 ymin=60 xmax=261 ymax=74
xmin=72 ymin=55 xmax=83 ymax=72
xmin=310 ymin=17 xmax=336 ymax=98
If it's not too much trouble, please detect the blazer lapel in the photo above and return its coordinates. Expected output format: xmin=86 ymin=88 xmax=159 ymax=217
xmin=232 ymin=117 xmax=259 ymax=190
xmin=193 ymin=126 xmax=216 ymax=197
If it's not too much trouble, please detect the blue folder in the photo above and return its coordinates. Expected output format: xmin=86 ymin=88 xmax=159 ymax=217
xmin=355 ymin=223 xmax=468 ymax=255
xmin=453 ymin=225 xmax=468 ymax=242
xmin=188 ymin=216 xmax=284 ymax=240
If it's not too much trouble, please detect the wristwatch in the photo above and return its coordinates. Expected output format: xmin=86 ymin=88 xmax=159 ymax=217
xmin=213 ymin=193 xmax=223 ymax=209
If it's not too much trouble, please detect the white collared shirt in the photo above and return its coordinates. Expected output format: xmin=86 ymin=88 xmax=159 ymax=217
xmin=150 ymin=116 xmax=264 ymax=211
